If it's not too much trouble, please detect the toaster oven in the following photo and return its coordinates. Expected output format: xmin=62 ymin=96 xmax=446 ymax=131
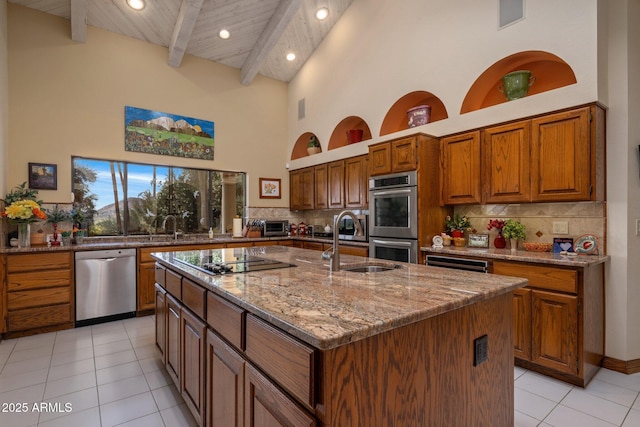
xmin=262 ymin=220 xmax=289 ymax=237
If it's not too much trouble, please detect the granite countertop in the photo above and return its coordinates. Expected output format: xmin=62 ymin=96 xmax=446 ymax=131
xmin=420 ymin=245 xmax=609 ymax=267
xmin=152 ymin=246 xmax=527 ymax=350
xmin=0 ymin=234 xmax=368 ymax=254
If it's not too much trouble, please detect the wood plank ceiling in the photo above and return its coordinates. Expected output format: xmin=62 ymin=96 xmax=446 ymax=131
xmin=9 ymin=0 xmax=353 ymax=85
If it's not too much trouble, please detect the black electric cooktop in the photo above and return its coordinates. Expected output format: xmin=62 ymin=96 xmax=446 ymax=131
xmin=173 ymin=251 xmax=295 ymax=276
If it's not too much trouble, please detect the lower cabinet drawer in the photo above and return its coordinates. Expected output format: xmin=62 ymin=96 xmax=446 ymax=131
xmin=207 ymin=292 xmax=244 ymax=350
xmin=182 ymin=278 xmax=205 ymax=319
xmin=165 ymin=270 xmax=182 ymax=298
xmin=7 ymin=304 xmax=72 ymax=331
xmin=245 ymin=314 xmax=315 ymax=409
xmin=493 ymin=261 xmax=577 ymax=293
xmin=8 ymin=287 xmax=71 ymax=310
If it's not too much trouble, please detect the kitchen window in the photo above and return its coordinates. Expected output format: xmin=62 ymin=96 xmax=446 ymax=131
xmin=72 ymin=157 xmax=245 ymax=236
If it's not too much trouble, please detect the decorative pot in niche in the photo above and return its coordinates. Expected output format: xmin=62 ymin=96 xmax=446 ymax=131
xmin=499 ymin=70 xmax=535 ymax=101
xmin=346 ymin=129 xmax=364 ymax=144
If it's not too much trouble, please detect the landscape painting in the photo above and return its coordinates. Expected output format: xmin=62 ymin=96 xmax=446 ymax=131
xmin=125 ymin=106 xmax=215 ymax=160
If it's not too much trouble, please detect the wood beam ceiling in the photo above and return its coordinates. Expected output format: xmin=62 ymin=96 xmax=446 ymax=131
xmin=168 ymin=0 xmax=205 ymax=68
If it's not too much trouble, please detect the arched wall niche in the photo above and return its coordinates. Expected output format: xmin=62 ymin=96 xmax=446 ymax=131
xmin=460 ymin=50 xmax=577 ymax=114
xmin=291 ymin=132 xmax=322 ymax=160
xmin=327 ymin=116 xmax=372 ymax=150
xmin=379 ymin=91 xmax=448 ymax=136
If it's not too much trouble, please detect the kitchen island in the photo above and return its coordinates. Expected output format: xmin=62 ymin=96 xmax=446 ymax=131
xmin=153 ymin=245 xmax=527 ymax=426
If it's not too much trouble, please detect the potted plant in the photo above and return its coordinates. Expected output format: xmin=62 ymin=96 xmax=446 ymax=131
xmin=487 ymin=218 xmax=507 ymax=248
xmin=307 ymin=135 xmax=321 ymax=155
xmin=502 ymin=219 xmax=526 ymax=250
xmin=45 ymin=205 xmax=70 ymax=246
xmin=1 ymin=182 xmax=47 ymax=247
xmin=445 ymin=214 xmax=472 ymax=238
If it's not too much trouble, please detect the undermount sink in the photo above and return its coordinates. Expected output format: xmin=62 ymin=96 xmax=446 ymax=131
xmin=342 ymin=262 xmax=402 ymax=273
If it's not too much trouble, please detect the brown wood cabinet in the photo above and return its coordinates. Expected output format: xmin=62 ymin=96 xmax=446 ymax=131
xmin=295 ymin=240 xmax=368 ymax=257
xmin=483 ymin=120 xmax=531 ymax=203
xmin=440 ymin=131 xmax=482 ymax=205
xmin=291 ymin=155 xmax=368 ymax=210
xmin=166 ymin=292 xmax=181 ymax=387
xmin=155 ymin=283 xmax=166 ymax=362
xmin=531 ymin=107 xmax=596 ymax=201
xmin=290 ymin=168 xmax=315 ymax=210
xmin=5 ymin=252 xmax=74 ymax=336
xmin=327 ymin=160 xmax=345 ymax=209
xmin=368 ymin=136 xmax=418 ymax=176
xmin=156 ymin=259 xmax=515 ymax=426
xmin=0 ymin=254 xmax=5 ymax=335
xmin=314 ymin=164 xmax=328 ymax=209
xmin=440 ymin=104 xmax=605 ymax=205
xmin=345 ymin=155 xmax=369 ymax=208
xmin=493 ymin=260 xmax=603 ymax=386
xmin=181 ymin=307 xmax=207 ymax=426
xmin=206 ymin=329 xmax=245 ymax=427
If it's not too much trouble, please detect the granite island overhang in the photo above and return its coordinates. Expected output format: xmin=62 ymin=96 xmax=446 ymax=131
xmin=151 ymin=245 xmax=528 ymax=350
xmin=152 ymin=245 xmax=528 ymax=426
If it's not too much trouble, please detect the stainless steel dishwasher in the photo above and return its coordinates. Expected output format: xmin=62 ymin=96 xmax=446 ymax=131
xmin=75 ymin=248 xmax=137 ymax=326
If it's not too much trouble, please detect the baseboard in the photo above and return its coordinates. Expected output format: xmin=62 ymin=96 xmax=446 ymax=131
xmin=602 ymin=356 xmax=640 ymax=374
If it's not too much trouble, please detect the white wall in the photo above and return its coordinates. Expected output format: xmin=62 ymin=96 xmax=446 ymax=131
xmin=289 ymin=0 xmax=640 ymax=361
xmin=6 ymin=5 xmax=290 ymax=210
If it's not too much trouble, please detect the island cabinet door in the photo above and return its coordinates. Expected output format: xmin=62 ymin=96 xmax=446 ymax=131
xmin=155 ymin=284 xmax=167 ymax=362
xmin=244 ymin=363 xmax=316 ymax=427
xmin=206 ymin=330 xmax=245 ymax=427
xmin=165 ymin=293 xmax=181 ymax=388
xmin=181 ymin=308 xmax=207 ymax=426
xmin=531 ymin=290 xmax=578 ymax=375
xmin=513 ymin=288 xmax=532 ymax=360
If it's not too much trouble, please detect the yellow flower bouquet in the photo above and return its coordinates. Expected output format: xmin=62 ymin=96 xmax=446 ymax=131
xmin=1 ymin=199 xmax=47 ymax=223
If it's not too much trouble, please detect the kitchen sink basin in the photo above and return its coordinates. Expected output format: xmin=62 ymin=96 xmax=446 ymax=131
xmin=342 ymin=262 xmax=402 ymax=273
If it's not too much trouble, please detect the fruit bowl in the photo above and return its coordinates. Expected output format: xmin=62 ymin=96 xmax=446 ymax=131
xmin=523 ymin=242 xmax=553 ymax=252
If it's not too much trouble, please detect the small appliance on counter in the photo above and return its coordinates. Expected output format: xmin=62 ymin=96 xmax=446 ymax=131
xmin=311 ymin=224 xmax=334 ymax=239
xmin=335 ymin=214 xmax=368 ymax=242
xmin=262 ymin=219 xmax=289 ymax=237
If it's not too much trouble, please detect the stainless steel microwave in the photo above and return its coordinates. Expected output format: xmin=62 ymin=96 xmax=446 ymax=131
xmin=335 ymin=214 xmax=368 ymax=242
xmin=263 ymin=220 xmax=289 ymax=237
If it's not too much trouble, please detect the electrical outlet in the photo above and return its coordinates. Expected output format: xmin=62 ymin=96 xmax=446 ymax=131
xmin=552 ymin=221 xmax=569 ymax=234
xmin=474 ymin=335 xmax=488 ymax=366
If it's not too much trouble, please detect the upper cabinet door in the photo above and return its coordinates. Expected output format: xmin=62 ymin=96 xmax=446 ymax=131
xmin=441 ymin=131 xmax=481 ymax=205
xmin=483 ymin=120 xmax=531 ymax=203
xmin=531 ymin=108 xmax=591 ymax=202
xmin=345 ymin=155 xmax=368 ymax=208
xmin=327 ymin=160 xmax=345 ymax=209
xmin=391 ymin=137 xmax=417 ymax=172
xmin=369 ymin=143 xmax=392 ymax=176
xmin=314 ymin=164 xmax=328 ymax=209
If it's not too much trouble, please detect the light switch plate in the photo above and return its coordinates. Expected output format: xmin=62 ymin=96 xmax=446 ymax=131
xmin=553 ymin=221 xmax=569 ymax=234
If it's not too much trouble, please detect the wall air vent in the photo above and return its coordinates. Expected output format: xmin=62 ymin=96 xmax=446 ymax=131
xmin=298 ymin=98 xmax=306 ymax=120
xmin=499 ymin=0 xmax=525 ymax=29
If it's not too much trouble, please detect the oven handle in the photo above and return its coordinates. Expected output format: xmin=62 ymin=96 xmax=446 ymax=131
xmin=371 ymin=239 xmax=413 ymax=247
xmin=371 ymin=188 xmax=413 ymax=197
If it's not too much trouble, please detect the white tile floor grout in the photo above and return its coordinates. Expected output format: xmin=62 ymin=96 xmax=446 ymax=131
xmin=0 ymin=316 xmax=639 ymax=426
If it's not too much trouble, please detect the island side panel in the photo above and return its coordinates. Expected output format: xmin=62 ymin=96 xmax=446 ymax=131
xmin=320 ymin=292 xmax=514 ymax=427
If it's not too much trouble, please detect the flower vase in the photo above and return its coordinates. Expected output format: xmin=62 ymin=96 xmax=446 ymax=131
xmin=494 ymin=230 xmax=506 ymax=249
xmin=510 ymin=238 xmax=519 ymax=251
xmin=17 ymin=223 xmax=30 ymax=248
xmin=51 ymin=223 xmax=60 ymax=246
xmin=451 ymin=230 xmax=463 ymax=238
xmin=62 ymin=236 xmax=71 ymax=246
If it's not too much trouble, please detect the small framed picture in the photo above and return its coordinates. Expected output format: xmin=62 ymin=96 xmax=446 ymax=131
xmin=28 ymin=163 xmax=57 ymax=190
xmin=259 ymin=178 xmax=281 ymax=199
xmin=467 ymin=233 xmax=490 ymax=248
xmin=553 ymin=237 xmax=574 ymax=253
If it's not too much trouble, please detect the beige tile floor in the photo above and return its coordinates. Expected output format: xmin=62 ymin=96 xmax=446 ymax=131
xmin=0 ymin=316 xmax=639 ymax=426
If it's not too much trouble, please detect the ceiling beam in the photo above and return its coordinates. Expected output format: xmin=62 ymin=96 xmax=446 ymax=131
xmin=240 ymin=0 xmax=302 ymax=86
xmin=70 ymin=0 xmax=87 ymax=43
xmin=168 ymin=0 xmax=204 ymax=68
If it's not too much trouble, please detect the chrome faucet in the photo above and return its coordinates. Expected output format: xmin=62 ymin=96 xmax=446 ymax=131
xmin=322 ymin=210 xmax=364 ymax=273
xmin=162 ymin=215 xmax=178 ymax=240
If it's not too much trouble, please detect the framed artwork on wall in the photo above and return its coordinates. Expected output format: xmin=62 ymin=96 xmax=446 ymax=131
xmin=124 ymin=106 xmax=215 ymax=160
xmin=28 ymin=163 xmax=57 ymax=190
xmin=259 ymin=178 xmax=281 ymax=199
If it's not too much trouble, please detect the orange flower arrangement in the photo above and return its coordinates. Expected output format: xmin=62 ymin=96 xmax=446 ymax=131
xmin=1 ymin=199 xmax=47 ymax=223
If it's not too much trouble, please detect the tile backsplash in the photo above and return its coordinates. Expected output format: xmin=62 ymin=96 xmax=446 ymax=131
xmin=454 ymin=201 xmax=606 ymax=253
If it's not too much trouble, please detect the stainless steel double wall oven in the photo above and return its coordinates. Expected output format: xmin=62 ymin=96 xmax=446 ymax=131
xmin=368 ymin=171 xmax=419 ymax=263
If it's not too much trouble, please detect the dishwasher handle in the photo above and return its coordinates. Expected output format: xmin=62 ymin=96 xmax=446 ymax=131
xmin=75 ymin=248 xmax=137 ymax=261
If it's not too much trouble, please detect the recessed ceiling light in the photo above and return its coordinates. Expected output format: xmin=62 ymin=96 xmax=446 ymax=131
xmin=126 ymin=0 xmax=145 ymax=11
xmin=286 ymin=52 xmax=296 ymax=61
xmin=218 ymin=29 xmax=230 ymax=39
xmin=315 ymin=6 xmax=329 ymax=20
